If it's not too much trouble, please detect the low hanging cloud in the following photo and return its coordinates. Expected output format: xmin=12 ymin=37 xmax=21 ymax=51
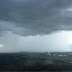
xmin=0 ymin=0 xmax=72 ymax=36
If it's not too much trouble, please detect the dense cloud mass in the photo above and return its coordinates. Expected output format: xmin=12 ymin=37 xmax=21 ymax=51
xmin=1 ymin=0 xmax=72 ymax=52
xmin=0 ymin=0 xmax=72 ymax=36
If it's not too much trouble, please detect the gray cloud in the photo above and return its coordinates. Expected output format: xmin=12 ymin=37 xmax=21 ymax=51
xmin=0 ymin=0 xmax=72 ymax=36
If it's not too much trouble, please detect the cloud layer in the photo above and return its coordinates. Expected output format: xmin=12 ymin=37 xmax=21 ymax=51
xmin=0 ymin=0 xmax=72 ymax=36
xmin=0 ymin=31 xmax=71 ymax=52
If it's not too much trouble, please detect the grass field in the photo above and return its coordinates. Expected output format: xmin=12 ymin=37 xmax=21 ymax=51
xmin=0 ymin=52 xmax=72 ymax=71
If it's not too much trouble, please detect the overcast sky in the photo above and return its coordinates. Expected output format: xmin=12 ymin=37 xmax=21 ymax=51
xmin=0 ymin=0 xmax=72 ymax=52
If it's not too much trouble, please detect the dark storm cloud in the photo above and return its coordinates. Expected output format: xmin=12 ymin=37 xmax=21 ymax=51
xmin=0 ymin=0 xmax=72 ymax=36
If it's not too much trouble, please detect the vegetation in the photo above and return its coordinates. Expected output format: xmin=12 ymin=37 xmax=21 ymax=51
xmin=0 ymin=52 xmax=72 ymax=71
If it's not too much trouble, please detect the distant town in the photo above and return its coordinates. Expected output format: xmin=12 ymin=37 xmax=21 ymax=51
xmin=45 ymin=52 xmax=72 ymax=57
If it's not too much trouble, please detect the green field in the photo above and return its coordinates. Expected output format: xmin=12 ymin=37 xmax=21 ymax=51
xmin=21 ymin=52 xmax=72 ymax=61
xmin=0 ymin=52 xmax=72 ymax=71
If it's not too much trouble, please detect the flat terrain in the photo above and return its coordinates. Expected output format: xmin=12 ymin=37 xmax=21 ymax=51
xmin=0 ymin=52 xmax=72 ymax=71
